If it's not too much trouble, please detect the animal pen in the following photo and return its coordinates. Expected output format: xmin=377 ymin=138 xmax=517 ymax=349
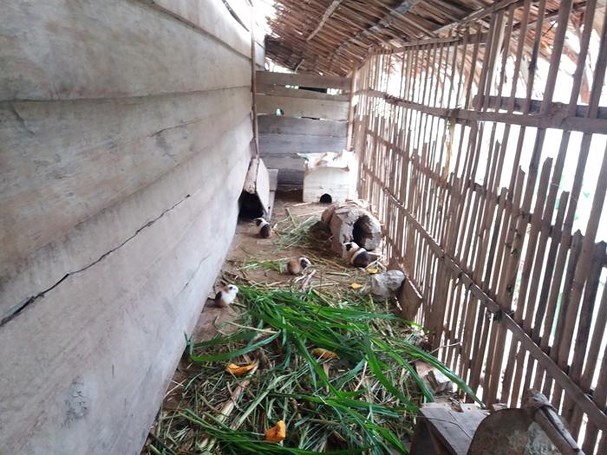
xmin=1 ymin=0 xmax=607 ymax=453
xmin=264 ymin=0 xmax=607 ymax=451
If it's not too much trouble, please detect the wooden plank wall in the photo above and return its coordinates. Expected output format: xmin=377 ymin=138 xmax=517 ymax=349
xmin=255 ymin=71 xmax=350 ymax=188
xmin=0 ymin=1 xmax=255 ymax=453
xmin=351 ymin=1 xmax=607 ymax=453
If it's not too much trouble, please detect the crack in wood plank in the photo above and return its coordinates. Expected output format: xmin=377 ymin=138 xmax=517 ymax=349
xmin=0 ymin=193 xmax=192 ymax=327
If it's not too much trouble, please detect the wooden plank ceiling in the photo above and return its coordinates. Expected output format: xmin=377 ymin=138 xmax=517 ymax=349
xmin=263 ymin=0 xmax=588 ymax=76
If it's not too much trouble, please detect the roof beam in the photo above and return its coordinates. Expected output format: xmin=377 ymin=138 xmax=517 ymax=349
xmin=434 ymin=0 xmax=524 ymax=34
xmin=307 ymin=0 xmax=343 ymax=42
xmin=333 ymin=0 xmax=424 ymax=56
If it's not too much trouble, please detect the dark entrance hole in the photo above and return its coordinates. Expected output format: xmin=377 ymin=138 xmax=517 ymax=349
xmin=319 ymin=193 xmax=333 ymax=204
xmin=352 ymin=215 xmax=374 ymax=247
xmin=238 ymin=191 xmax=265 ymax=219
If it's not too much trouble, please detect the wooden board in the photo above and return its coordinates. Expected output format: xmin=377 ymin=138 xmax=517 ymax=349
xmin=260 ymin=133 xmax=347 ymax=155
xmin=223 ymin=0 xmax=253 ymax=31
xmin=255 ymin=72 xmax=351 ymax=189
xmin=398 ymin=274 xmax=424 ymax=320
xmin=257 ymin=85 xmax=350 ymax=101
xmin=0 ymin=120 xmax=252 ymax=454
xmin=0 ymin=0 xmax=256 ymax=453
xmin=256 ymin=71 xmax=351 ymax=91
xmin=254 ymin=41 xmax=265 ymax=69
xmin=261 ymin=156 xmax=306 ymax=187
xmin=1 ymin=110 xmax=253 ymax=324
xmin=148 ymin=0 xmax=251 ymax=57
xmin=258 ymin=115 xmax=347 ymax=137
xmin=0 ymin=0 xmax=251 ymax=101
xmin=413 ymin=403 xmax=488 ymax=455
xmin=476 ymin=95 xmax=607 ymax=119
xmin=242 ymin=156 xmax=272 ymax=217
xmin=0 ymin=87 xmax=252 ymax=299
xmin=275 ymin=169 xmax=305 ymax=188
xmin=256 ymin=94 xmax=349 ymax=120
xmin=268 ymin=169 xmax=279 ymax=191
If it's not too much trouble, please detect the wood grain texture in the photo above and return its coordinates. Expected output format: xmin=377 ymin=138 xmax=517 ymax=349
xmin=258 ymin=85 xmax=351 ymax=101
xmin=258 ymin=115 xmax=347 ymax=136
xmin=0 ymin=125 xmax=251 ymax=453
xmin=256 ymin=70 xmax=351 ymax=90
xmin=259 ymin=133 xmax=346 ymax=154
xmin=0 ymin=0 xmax=251 ymax=101
xmin=0 ymin=87 xmax=252 ymax=297
xmin=0 ymin=0 xmax=256 ymax=453
xmin=261 ymin=156 xmax=306 ymax=187
xmin=416 ymin=404 xmax=487 ymax=454
xmin=256 ymin=94 xmax=349 ymax=120
xmin=148 ymin=0 xmax=251 ymax=57
xmin=255 ymin=72 xmax=351 ymax=189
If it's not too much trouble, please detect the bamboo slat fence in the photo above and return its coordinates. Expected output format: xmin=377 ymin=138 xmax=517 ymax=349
xmin=351 ymin=1 xmax=607 ymax=452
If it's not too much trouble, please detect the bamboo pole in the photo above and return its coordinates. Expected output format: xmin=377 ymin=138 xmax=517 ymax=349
xmin=567 ymin=243 xmax=606 ymax=433
xmin=580 ymin=263 xmax=607 ymax=452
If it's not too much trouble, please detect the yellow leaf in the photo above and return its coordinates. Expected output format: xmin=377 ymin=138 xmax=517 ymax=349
xmin=366 ymin=267 xmax=379 ymax=274
xmin=350 ymin=282 xmax=363 ymax=289
xmin=311 ymin=348 xmax=339 ymax=359
xmin=225 ymin=363 xmax=256 ymax=376
xmin=265 ymin=420 xmax=287 ymax=442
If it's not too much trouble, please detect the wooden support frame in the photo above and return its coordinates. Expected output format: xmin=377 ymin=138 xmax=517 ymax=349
xmin=255 ymin=70 xmax=351 ymax=188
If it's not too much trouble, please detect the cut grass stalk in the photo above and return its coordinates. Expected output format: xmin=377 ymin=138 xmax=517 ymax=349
xmin=277 ymin=215 xmax=322 ymax=249
xmin=149 ymin=285 xmax=480 ymax=455
xmin=197 ymin=366 xmax=257 ymax=452
xmin=239 ymin=259 xmax=287 ymax=273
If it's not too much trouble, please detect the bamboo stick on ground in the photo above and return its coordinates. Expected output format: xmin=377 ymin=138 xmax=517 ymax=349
xmin=197 ymin=365 xmax=258 ymax=452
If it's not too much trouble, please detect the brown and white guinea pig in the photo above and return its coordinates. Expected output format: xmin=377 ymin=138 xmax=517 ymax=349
xmin=287 ymin=257 xmax=312 ymax=275
xmin=254 ymin=217 xmax=272 ymax=238
xmin=214 ymin=284 xmax=239 ymax=308
xmin=344 ymin=241 xmax=371 ymax=268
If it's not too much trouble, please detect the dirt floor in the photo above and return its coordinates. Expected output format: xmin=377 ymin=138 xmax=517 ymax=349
xmin=190 ymin=193 xmax=322 ymax=344
xmin=190 ymin=192 xmax=377 ymax=344
xmin=143 ymin=192 xmax=386 ymax=451
xmin=140 ymin=192 xmax=457 ymax=454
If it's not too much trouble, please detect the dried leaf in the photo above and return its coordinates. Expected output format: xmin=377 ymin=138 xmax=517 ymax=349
xmin=311 ymin=348 xmax=339 ymax=359
xmin=265 ymin=420 xmax=287 ymax=442
xmin=350 ymin=282 xmax=363 ymax=289
xmin=225 ymin=362 xmax=256 ymax=376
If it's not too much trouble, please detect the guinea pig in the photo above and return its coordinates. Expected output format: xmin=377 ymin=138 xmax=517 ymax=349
xmin=344 ymin=241 xmax=371 ymax=268
xmin=287 ymin=257 xmax=312 ymax=275
xmin=214 ymin=284 xmax=239 ymax=308
xmin=254 ymin=217 xmax=272 ymax=238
